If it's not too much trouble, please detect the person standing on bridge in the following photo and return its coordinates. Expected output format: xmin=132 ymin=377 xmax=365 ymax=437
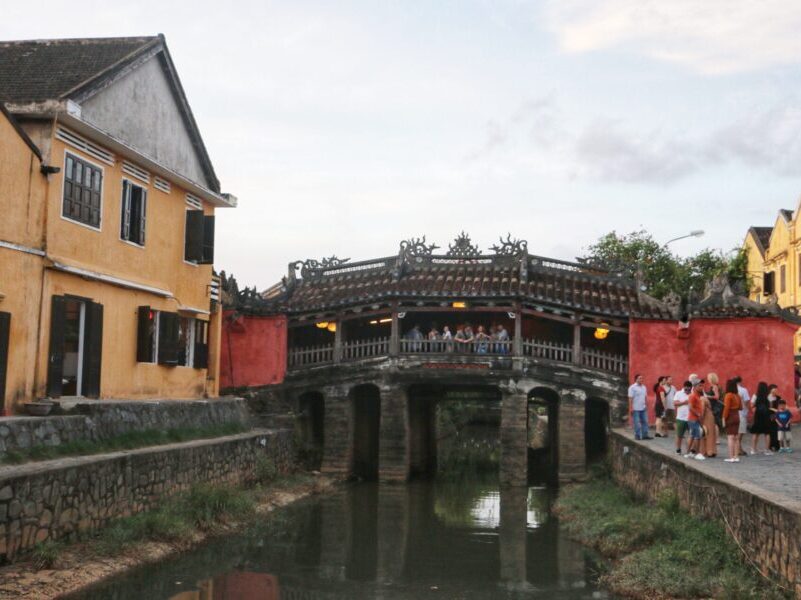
xmin=735 ymin=376 xmax=751 ymax=456
xmin=722 ymin=378 xmax=742 ymax=463
xmin=673 ymin=380 xmax=692 ymax=454
xmin=628 ymin=374 xmax=651 ymax=440
xmin=685 ymin=377 xmax=706 ymax=460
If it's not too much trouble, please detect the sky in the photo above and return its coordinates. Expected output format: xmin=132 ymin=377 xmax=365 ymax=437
xmin=5 ymin=0 xmax=801 ymax=289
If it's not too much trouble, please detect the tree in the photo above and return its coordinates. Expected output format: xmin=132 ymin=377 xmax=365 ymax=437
xmin=578 ymin=230 xmax=749 ymax=301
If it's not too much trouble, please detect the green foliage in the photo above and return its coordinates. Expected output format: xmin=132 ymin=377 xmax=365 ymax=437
xmin=96 ymin=483 xmax=255 ymax=554
xmin=555 ymin=479 xmax=792 ymax=599
xmin=30 ymin=540 xmax=64 ymax=570
xmin=579 ymin=230 xmax=750 ymax=301
xmin=1 ymin=423 xmax=247 ymax=465
xmin=254 ymin=455 xmax=279 ymax=484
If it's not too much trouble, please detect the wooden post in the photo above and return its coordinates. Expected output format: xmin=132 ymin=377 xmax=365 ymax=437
xmin=390 ymin=307 xmax=399 ymax=356
xmin=513 ymin=307 xmax=522 ymax=357
xmin=572 ymin=317 xmax=581 ymax=366
xmin=333 ymin=320 xmax=343 ymax=363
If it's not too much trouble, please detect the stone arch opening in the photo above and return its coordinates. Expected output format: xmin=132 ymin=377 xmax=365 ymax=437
xmin=297 ymin=391 xmax=325 ymax=470
xmin=585 ymin=397 xmax=609 ymax=464
xmin=527 ymin=387 xmax=559 ymax=484
xmin=350 ymin=384 xmax=381 ymax=480
xmin=407 ymin=384 xmax=502 ymax=480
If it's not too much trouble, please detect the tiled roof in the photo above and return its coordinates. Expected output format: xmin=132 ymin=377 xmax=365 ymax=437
xmin=0 ymin=37 xmax=158 ymax=103
xmin=780 ymin=209 xmax=794 ymax=222
xmin=749 ymin=226 xmax=773 ymax=254
xmin=689 ymin=279 xmax=801 ymax=325
xmin=266 ymin=254 xmax=672 ymax=320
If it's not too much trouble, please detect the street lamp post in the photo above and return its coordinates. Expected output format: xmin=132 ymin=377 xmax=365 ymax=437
xmin=663 ymin=230 xmax=705 ymax=247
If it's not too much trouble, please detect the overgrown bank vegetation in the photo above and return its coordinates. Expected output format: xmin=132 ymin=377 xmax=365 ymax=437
xmin=29 ymin=456 xmax=312 ymax=570
xmin=554 ymin=467 xmax=790 ymax=599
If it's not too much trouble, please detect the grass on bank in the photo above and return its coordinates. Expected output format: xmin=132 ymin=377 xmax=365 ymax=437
xmin=29 ymin=456 xmax=314 ymax=568
xmin=1 ymin=423 xmax=247 ymax=465
xmin=554 ymin=465 xmax=791 ymax=600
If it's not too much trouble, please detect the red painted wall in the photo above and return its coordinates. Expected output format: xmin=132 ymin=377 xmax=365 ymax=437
xmin=219 ymin=312 xmax=287 ymax=389
xmin=629 ymin=317 xmax=797 ymax=423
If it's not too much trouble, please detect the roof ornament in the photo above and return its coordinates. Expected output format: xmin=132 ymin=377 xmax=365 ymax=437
xmin=398 ymin=236 xmax=439 ymax=260
xmin=288 ymin=255 xmax=351 ymax=280
xmin=395 ymin=236 xmax=439 ymax=280
xmin=446 ymin=232 xmax=482 ymax=258
xmin=490 ymin=234 xmax=528 ymax=257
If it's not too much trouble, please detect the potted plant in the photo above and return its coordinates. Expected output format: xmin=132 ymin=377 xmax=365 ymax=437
xmin=24 ymin=399 xmax=54 ymax=417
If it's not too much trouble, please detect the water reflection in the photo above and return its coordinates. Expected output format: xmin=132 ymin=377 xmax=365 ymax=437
xmin=70 ymin=482 xmax=609 ymax=600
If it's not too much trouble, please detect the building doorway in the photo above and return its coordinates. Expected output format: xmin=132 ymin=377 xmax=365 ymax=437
xmin=47 ymin=295 xmax=103 ymax=398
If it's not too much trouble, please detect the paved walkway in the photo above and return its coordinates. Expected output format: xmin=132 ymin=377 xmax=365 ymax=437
xmin=620 ymin=428 xmax=801 ymax=503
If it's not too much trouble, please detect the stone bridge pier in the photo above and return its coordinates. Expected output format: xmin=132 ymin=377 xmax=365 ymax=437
xmin=292 ymin=365 xmax=624 ymax=485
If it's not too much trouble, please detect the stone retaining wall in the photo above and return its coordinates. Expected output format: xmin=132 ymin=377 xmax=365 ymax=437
xmin=0 ymin=428 xmax=293 ymax=561
xmin=609 ymin=431 xmax=801 ymax=597
xmin=0 ymin=398 xmax=250 ymax=455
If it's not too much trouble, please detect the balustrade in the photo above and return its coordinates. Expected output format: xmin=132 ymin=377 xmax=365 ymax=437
xmin=288 ymin=336 xmax=627 ymax=376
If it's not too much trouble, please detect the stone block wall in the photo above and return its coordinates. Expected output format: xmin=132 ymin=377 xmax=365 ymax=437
xmin=0 ymin=398 xmax=250 ymax=456
xmin=609 ymin=431 xmax=801 ymax=597
xmin=0 ymin=429 xmax=293 ymax=561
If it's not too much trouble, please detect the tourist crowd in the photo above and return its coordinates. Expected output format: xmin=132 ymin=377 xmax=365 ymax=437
xmin=404 ymin=323 xmax=511 ymax=354
xmin=628 ymin=373 xmax=796 ymax=463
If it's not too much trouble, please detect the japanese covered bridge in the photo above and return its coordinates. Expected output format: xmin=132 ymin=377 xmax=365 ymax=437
xmin=220 ymin=234 xmax=800 ymax=485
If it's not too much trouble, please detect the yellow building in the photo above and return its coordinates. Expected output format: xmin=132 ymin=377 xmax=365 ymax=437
xmin=744 ymin=208 xmax=801 ymax=352
xmin=0 ymin=36 xmax=236 ymax=413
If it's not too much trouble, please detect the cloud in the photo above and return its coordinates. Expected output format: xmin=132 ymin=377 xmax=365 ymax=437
xmin=467 ymin=95 xmax=801 ymax=185
xmin=545 ymin=0 xmax=801 ymax=74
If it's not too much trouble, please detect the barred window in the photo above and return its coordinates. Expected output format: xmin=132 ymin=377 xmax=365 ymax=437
xmin=63 ymin=153 xmax=103 ymax=229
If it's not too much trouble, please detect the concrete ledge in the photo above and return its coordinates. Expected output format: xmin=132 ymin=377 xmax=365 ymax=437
xmin=610 ymin=430 xmax=801 ymax=596
xmin=0 ymin=397 xmax=250 ymax=456
xmin=0 ymin=428 xmax=293 ymax=561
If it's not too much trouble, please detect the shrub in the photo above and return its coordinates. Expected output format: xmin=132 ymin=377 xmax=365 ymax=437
xmin=30 ymin=540 xmax=63 ymax=570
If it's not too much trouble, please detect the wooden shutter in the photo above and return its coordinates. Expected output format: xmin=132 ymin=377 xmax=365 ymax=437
xmin=194 ymin=320 xmax=209 ymax=369
xmin=120 ymin=180 xmax=132 ymax=241
xmin=82 ymin=302 xmax=103 ymax=398
xmin=136 ymin=306 xmax=153 ymax=362
xmin=158 ymin=312 xmax=180 ymax=365
xmin=200 ymin=215 xmax=215 ymax=265
xmin=0 ymin=312 xmax=9 ymax=411
xmin=138 ymin=188 xmax=147 ymax=246
xmin=184 ymin=210 xmax=204 ymax=262
xmin=46 ymin=295 xmax=66 ymax=398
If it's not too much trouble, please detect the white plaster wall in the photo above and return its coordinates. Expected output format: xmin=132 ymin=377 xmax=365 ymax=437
xmin=80 ymin=55 xmax=211 ymax=188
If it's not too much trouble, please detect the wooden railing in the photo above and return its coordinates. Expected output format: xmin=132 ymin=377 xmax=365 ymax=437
xmin=400 ymin=338 xmax=513 ymax=355
xmin=521 ymin=339 xmax=573 ymax=363
xmin=581 ymin=347 xmax=628 ymax=374
xmin=341 ymin=337 xmax=390 ymax=361
xmin=288 ymin=344 xmax=334 ymax=368
xmin=287 ymin=337 xmax=627 ymax=376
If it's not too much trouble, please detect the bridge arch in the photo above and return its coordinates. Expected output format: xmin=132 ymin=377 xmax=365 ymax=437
xmin=526 ymin=386 xmax=559 ymax=483
xmin=350 ymin=383 xmax=381 ymax=480
xmin=296 ymin=390 xmax=325 ymax=470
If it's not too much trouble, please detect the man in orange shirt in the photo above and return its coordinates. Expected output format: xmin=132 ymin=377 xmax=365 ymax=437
xmin=684 ymin=377 xmax=707 ymax=461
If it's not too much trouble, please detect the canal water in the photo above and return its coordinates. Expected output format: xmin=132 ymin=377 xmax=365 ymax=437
xmin=71 ymin=480 xmax=610 ymax=600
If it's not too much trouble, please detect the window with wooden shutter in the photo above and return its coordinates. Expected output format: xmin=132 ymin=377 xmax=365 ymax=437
xmin=82 ymin=302 xmax=103 ymax=398
xmin=46 ymin=296 xmax=67 ymax=398
xmin=200 ymin=215 xmax=215 ymax=264
xmin=136 ymin=306 xmax=156 ymax=362
xmin=781 ymin=265 xmax=787 ymax=293
xmin=158 ymin=312 xmax=180 ymax=365
xmin=0 ymin=312 xmax=9 ymax=411
xmin=194 ymin=320 xmax=209 ymax=369
xmin=121 ymin=180 xmax=147 ymax=246
xmin=764 ymin=271 xmax=775 ymax=295
xmin=184 ymin=210 xmax=204 ymax=262
xmin=62 ymin=153 xmax=103 ymax=229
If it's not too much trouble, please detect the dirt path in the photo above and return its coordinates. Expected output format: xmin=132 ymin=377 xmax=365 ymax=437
xmin=0 ymin=475 xmax=335 ymax=600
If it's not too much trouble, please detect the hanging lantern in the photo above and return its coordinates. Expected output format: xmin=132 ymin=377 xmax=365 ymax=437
xmin=452 ymin=301 xmax=467 ymax=309
xmin=327 ymin=322 xmax=337 ymax=333
xmin=594 ymin=324 xmax=610 ymax=340
xmin=315 ymin=321 xmax=329 ymax=329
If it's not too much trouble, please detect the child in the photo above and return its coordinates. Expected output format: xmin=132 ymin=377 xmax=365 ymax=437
xmin=776 ymin=400 xmax=793 ymax=453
